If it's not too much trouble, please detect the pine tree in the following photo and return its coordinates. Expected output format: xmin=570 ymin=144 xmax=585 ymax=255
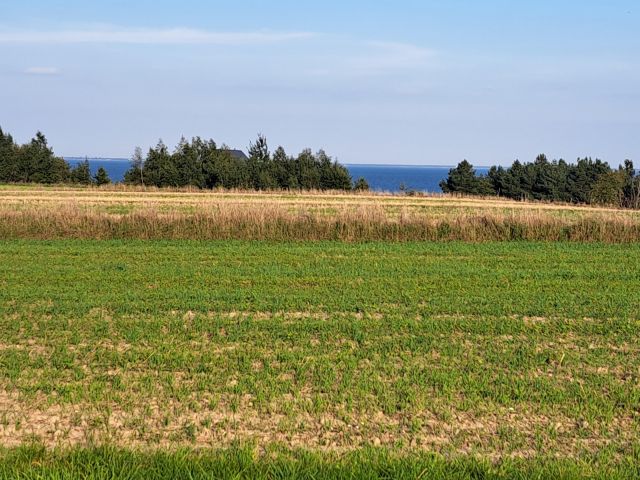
xmin=0 ymin=127 xmax=18 ymax=182
xmin=94 ymin=167 xmax=111 ymax=186
xmin=71 ymin=159 xmax=93 ymax=185
xmin=440 ymin=160 xmax=481 ymax=194
xmin=143 ymin=140 xmax=179 ymax=187
xmin=19 ymin=132 xmax=70 ymax=184
xmin=354 ymin=177 xmax=370 ymax=191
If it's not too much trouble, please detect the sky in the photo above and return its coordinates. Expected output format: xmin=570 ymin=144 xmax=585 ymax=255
xmin=1 ymin=0 xmax=638 ymax=165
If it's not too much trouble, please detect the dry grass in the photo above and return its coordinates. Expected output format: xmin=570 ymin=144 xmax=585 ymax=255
xmin=1 ymin=185 xmax=640 ymax=242
xmin=2 ymin=388 xmax=633 ymax=459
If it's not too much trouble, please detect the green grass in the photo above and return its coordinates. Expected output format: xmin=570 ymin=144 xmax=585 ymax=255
xmin=0 ymin=240 xmax=639 ymax=477
xmin=1 ymin=445 xmax=639 ymax=480
xmin=2 ymin=240 xmax=640 ymax=317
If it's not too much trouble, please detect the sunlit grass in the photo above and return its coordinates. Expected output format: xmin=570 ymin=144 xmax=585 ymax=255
xmin=0 ymin=240 xmax=638 ymax=466
xmin=1 ymin=186 xmax=639 ymax=477
xmin=1 ymin=445 xmax=638 ymax=479
xmin=1 ymin=187 xmax=640 ymax=242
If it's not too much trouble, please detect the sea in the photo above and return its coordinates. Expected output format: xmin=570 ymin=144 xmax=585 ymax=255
xmin=65 ymin=158 xmax=490 ymax=193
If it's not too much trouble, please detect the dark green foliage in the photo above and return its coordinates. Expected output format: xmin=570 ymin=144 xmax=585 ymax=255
xmin=0 ymin=129 xmax=70 ymax=184
xmin=565 ymin=157 xmax=611 ymax=203
xmin=443 ymin=155 xmax=639 ymax=208
xmin=124 ymin=135 xmax=354 ymax=191
xmin=621 ymin=160 xmax=640 ymax=209
xmin=0 ymin=127 xmax=18 ymax=182
xmin=318 ymin=150 xmax=353 ymax=190
xmin=71 ymin=159 xmax=94 ymax=185
xmin=141 ymin=140 xmax=179 ymax=188
xmin=0 ymin=127 xmax=354 ymax=191
xmin=354 ymin=177 xmax=370 ymax=191
xmin=94 ymin=167 xmax=111 ymax=186
xmin=173 ymin=137 xmax=206 ymax=188
xmin=440 ymin=160 xmax=494 ymax=195
xmin=591 ymin=171 xmax=626 ymax=206
xmin=203 ymin=148 xmax=248 ymax=189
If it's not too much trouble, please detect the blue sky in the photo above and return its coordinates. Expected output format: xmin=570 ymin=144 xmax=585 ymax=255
xmin=1 ymin=0 xmax=638 ymax=165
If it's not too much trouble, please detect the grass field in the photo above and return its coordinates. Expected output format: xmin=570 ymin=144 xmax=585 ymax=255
xmin=1 ymin=240 xmax=640 ymax=477
xmin=1 ymin=185 xmax=640 ymax=242
xmin=0 ymin=187 xmax=639 ymax=478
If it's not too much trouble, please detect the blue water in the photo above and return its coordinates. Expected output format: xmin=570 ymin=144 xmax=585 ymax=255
xmin=66 ymin=158 xmax=489 ymax=193
xmin=347 ymin=164 xmax=489 ymax=193
xmin=66 ymin=157 xmax=132 ymax=183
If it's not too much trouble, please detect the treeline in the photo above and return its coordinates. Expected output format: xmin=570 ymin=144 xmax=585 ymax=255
xmin=124 ymin=135 xmax=365 ymax=191
xmin=0 ymin=128 xmax=111 ymax=185
xmin=440 ymin=155 xmax=640 ymax=208
xmin=0 ymin=127 xmax=367 ymax=191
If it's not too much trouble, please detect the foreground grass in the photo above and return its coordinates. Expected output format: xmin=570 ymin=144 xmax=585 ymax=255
xmin=0 ymin=240 xmax=639 ymax=472
xmin=2 ymin=445 xmax=639 ymax=480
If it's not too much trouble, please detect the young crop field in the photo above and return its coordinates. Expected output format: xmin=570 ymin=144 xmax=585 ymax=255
xmin=0 ymin=236 xmax=639 ymax=478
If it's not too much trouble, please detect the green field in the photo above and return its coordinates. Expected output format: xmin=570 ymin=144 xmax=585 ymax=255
xmin=1 ymin=240 xmax=639 ymax=478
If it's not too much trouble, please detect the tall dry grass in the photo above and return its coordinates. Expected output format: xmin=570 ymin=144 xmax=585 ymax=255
xmin=1 ymin=202 xmax=639 ymax=242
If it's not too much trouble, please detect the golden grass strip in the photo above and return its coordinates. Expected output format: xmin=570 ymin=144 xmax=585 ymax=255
xmin=2 ymin=185 xmax=639 ymax=215
xmin=1 ymin=202 xmax=639 ymax=242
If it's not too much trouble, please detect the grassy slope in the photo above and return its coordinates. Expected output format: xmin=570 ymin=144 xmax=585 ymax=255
xmin=0 ymin=240 xmax=639 ymax=478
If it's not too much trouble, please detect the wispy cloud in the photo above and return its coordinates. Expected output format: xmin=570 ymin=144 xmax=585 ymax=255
xmin=24 ymin=66 xmax=60 ymax=75
xmin=306 ymin=40 xmax=436 ymax=79
xmin=0 ymin=27 xmax=314 ymax=45
xmin=354 ymin=41 xmax=435 ymax=73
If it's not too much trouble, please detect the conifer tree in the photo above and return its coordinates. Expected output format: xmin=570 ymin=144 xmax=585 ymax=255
xmin=94 ymin=167 xmax=111 ymax=186
xmin=71 ymin=159 xmax=93 ymax=185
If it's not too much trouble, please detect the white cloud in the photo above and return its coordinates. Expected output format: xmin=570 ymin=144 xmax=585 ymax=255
xmin=0 ymin=27 xmax=314 ymax=45
xmin=24 ymin=66 xmax=60 ymax=75
xmin=354 ymin=41 xmax=435 ymax=73
xmin=305 ymin=40 xmax=436 ymax=79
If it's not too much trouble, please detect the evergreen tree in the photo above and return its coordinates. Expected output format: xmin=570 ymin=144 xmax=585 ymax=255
xmin=94 ymin=167 xmax=111 ymax=186
xmin=353 ymin=177 xmax=370 ymax=191
xmin=247 ymin=134 xmax=273 ymax=189
xmin=566 ymin=158 xmax=611 ymax=203
xmin=440 ymin=160 xmax=491 ymax=195
xmin=173 ymin=136 xmax=206 ymax=188
xmin=0 ymin=127 xmax=18 ymax=182
xmin=318 ymin=150 xmax=353 ymax=190
xmin=296 ymin=149 xmax=321 ymax=189
xmin=142 ymin=140 xmax=179 ymax=187
xmin=18 ymin=132 xmax=70 ymax=183
xmin=203 ymin=148 xmax=248 ymax=189
xmin=531 ymin=154 xmax=562 ymax=201
xmin=271 ymin=146 xmax=293 ymax=188
xmin=71 ymin=159 xmax=94 ymax=185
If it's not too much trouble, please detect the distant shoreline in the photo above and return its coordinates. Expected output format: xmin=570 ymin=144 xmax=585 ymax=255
xmin=62 ymin=157 xmax=492 ymax=169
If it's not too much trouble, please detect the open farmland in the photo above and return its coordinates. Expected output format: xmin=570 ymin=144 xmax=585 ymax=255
xmin=1 ymin=185 xmax=640 ymax=242
xmin=0 ymin=188 xmax=639 ymax=478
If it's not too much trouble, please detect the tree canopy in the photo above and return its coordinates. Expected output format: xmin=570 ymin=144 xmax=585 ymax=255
xmin=123 ymin=134 xmax=354 ymax=191
xmin=442 ymin=156 xmax=639 ymax=208
xmin=0 ymin=128 xmax=70 ymax=184
xmin=0 ymin=128 xmax=356 ymax=191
